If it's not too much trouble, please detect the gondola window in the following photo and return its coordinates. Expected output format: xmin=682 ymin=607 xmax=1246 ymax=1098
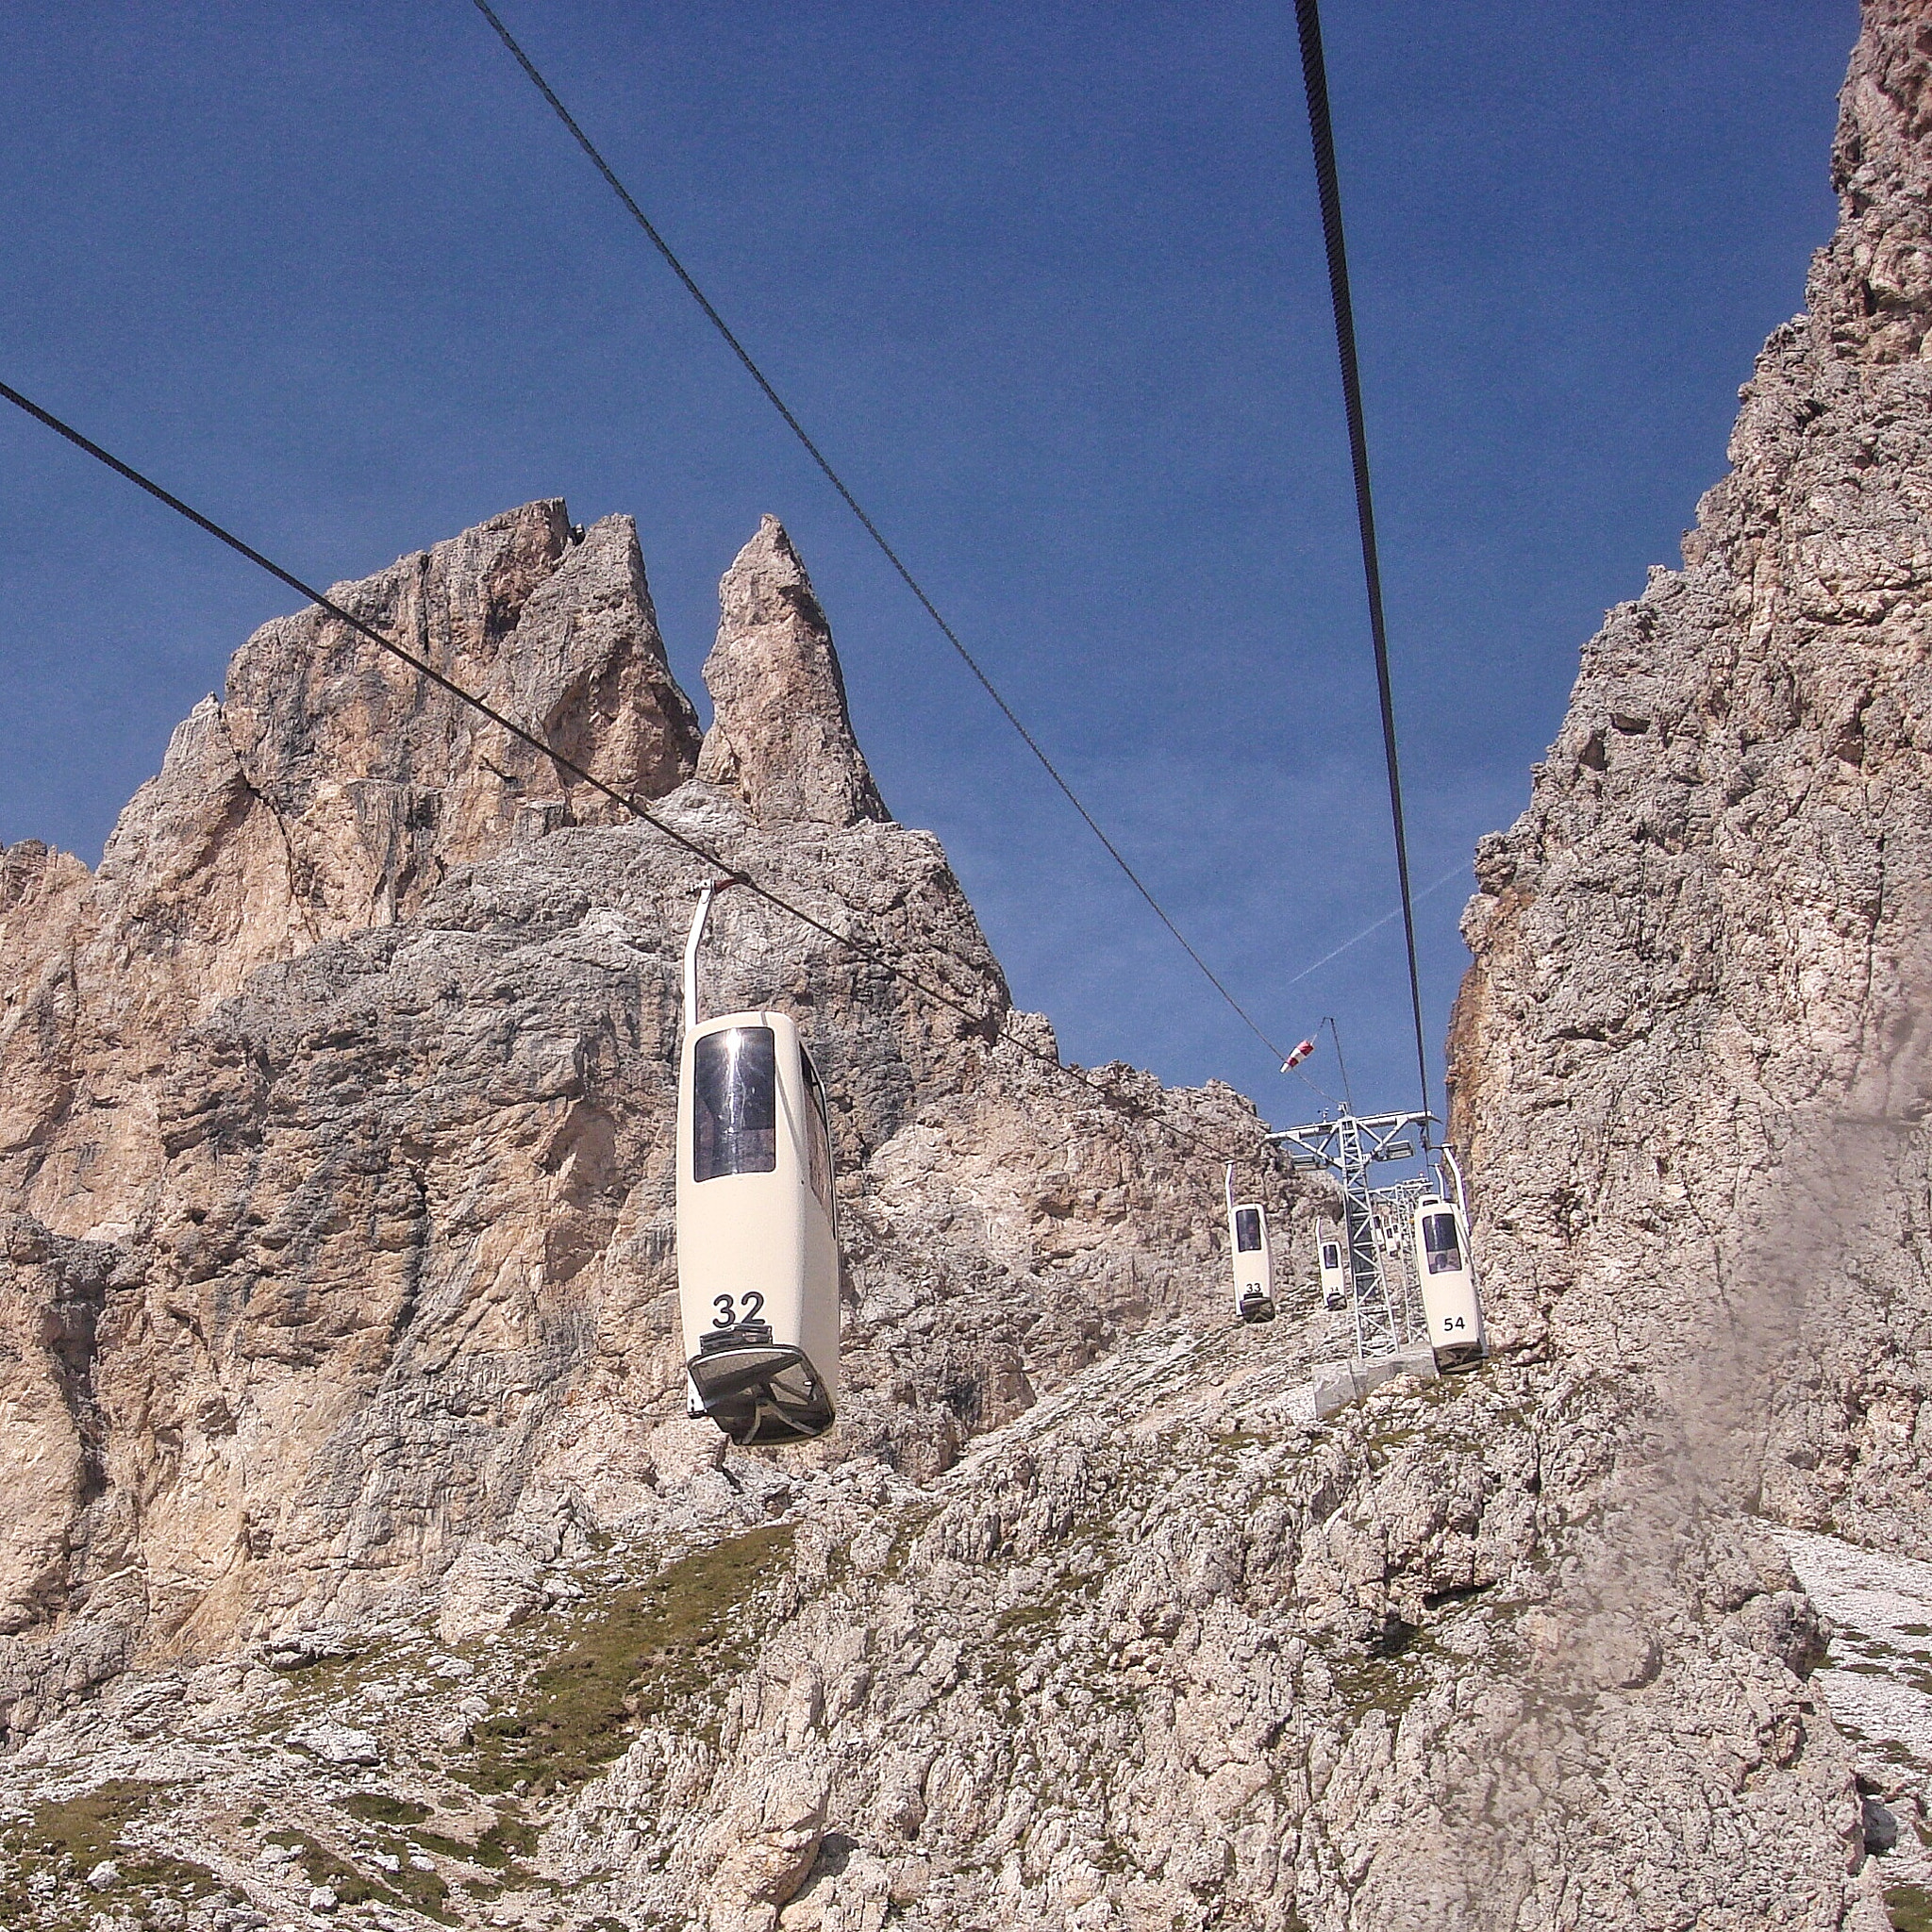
xmin=693 ymin=1026 xmax=778 ymax=1180
xmin=799 ymin=1050 xmax=835 ymax=1210
xmin=1422 ymin=1211 xmax=1461 ymax=1273
xmin=1234 ymin=1207 xmax=1264 ymax=1253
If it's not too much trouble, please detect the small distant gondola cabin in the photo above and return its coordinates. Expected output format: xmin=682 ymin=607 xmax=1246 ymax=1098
xmin=1317 ymin=1232 xmax=1348 ymax=1310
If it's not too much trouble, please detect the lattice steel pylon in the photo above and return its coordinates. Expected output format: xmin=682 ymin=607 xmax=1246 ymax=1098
xmin=1267 ymin=1108 xmax=1432 ymax=1358
xmin=1367 ymin=1174 xmax=1432 ymax=1344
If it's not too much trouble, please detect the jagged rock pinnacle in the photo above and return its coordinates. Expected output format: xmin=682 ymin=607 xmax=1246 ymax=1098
xmin=696 ymin=515 xmax=890 ymax=827
xmin=100 ymin=499 xmax=702 ymax=994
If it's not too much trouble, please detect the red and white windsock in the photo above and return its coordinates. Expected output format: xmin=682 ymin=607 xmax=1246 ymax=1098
xmin=1281 ymin=1038 xmax=1316 ymax=1073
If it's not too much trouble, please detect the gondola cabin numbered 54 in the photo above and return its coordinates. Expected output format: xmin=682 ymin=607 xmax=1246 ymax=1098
xmin=1411 ymin=1195 xmax=1484 ymax=1371
xmin=1317 ymin=1232 xmax=1347 ymax=1310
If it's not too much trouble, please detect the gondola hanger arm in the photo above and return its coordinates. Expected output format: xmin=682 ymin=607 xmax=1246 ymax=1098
xmin=684 ymin=877 xmax=742 ymax=1032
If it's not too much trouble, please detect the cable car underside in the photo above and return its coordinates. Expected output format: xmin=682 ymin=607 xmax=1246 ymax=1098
xmin=691 ymin=1326 xmax=836 ymax=1446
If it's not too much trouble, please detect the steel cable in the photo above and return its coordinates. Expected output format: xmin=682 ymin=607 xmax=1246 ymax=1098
xmin=0 ymin=378 xmax=1257 ymax=1164
xmin=468 ymin=0 xmax=1297 ymax=1074
xmin=1292 ymin=0 xmax=1435 ymax=1130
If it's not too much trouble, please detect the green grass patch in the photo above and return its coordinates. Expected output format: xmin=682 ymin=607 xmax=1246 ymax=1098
xmin=412 ymin=1812 xmax=536 ymax=1872
xmin=19 ymin=1779 xmax=158 ymax=1867
xmin=341 ymin=1790 xmax=432 ymax=1828
xmin=1889 ymin=1883 xmax=1932 ymax=1931
xmin=462 ymin=1524 xmax=795 ymax=1796
xmin=0 ymin=1780 xmax=220 ymax=1923
xmin=1324 ymin=1618 xmax=1441 ymax=1722
xmin=291 ymin=1834 xmax=455 ymax=1924
xmin=474 ymin=1815 xmax=539 ymax=1868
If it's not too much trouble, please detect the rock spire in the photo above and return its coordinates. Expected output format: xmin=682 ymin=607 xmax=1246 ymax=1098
xmin=0 ymin=501 xmax=704 ymax=1242
xmin=0 ymin=491 xmax=1263 ymax=1717
xmin=696 ymin=514 xmax=890 ymax=826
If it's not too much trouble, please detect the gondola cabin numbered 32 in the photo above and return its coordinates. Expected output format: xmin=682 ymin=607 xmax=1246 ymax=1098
xmin=677 ymin=1011 xmax=841 ymax=1443
xmin=675 ymin=883 xmax=841 ymax=1446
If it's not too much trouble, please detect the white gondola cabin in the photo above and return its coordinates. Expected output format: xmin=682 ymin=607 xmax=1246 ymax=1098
xmin=1317 ymin=1231 xmax=1347 ymax=1310
xmin=1411 ymin=1195 xmax=1484 ymax=1370
xmin=675 ymin=886 xmax=841 ymax=1445
xmin=1226 ymin=1191 xmax=1274 ymax=1324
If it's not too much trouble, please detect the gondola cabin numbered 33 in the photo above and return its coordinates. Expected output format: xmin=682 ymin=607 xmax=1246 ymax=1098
xmin=1227 ymin=1199 xmax=1275 ymax=1324
xmin=676 ymin=1009 xmax=841 ymax=1444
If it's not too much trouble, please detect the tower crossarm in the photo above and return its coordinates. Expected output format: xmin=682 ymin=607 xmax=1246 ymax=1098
xmin=1264 ymin=1122 xmax=1346 ymax=1173
xmin=1265 ymin=1108 xmax=1433 ymax=1175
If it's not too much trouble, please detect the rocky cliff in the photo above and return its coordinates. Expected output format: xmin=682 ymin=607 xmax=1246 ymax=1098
xmin=0 ymin=498 xmax=1291 ymax=1675
xmin=0 ymin=478 xmax=1878 ymax=1931
xmin=1449 ymin=0 xmax=1932 ymax=1555
xmin=3 ymin=8 xmax=1930 ymax=1929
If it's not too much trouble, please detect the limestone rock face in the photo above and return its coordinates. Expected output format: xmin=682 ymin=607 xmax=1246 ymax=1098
xmin=0 ymin=497 xmax=1292 ymax=1716
xmin=1448 ymin=0 xmax=1932 ymax=1553
xmin=0 ymin=1337 xmax=1874 ymax=1932
xmin=1 ymin=501 xmax=702 ymax=1243
xmin=105 ymin=499 xmax=700 ymax=973
xmin=0 ymin=841 xmax=92 ymax=1173
xmin=697 ymin=515 xmax=890 ymax=826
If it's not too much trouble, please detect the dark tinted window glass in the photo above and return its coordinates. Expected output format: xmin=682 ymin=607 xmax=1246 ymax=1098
xmin=1234 ymin=1207 xmax=1263 ymax=1254
xmin=1422 ymin=1212 xmax=1461 ymax=1272
xmin=1321 ymin=1242 xmax=1341 ymax=1271
xmin=799 ymin=1048 xmax=835 ymax=1209
xmin=693 ymin=1027 xmax=777 ymax=1181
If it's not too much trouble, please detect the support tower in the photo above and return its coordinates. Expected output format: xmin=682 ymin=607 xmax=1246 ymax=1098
xmin=1267 ymin=1108 xmax=1432 ymax=1359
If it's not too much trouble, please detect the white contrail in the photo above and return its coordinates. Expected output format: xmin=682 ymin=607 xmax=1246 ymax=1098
xmin=1280 ymin=861 xmax=1471 ymax=993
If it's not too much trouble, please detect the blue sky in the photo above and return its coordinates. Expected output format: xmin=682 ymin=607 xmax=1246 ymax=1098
xmin=0 ymin=2 xmax=1853 ymax=1127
